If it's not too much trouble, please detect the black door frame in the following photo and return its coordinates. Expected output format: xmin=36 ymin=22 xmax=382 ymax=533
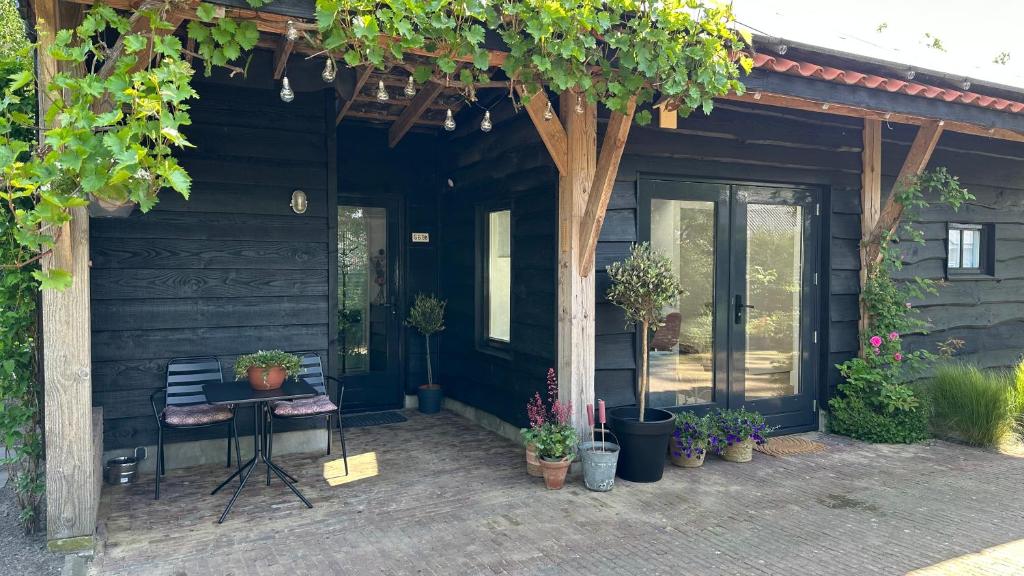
xmin=638 ymin=176 xmax=823 ymax=432
xmin=330 ymin=192 xmax=407 ymax=412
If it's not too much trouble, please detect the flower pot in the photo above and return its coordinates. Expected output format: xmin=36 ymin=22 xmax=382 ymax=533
xmin=539 ymin=457 xmax=571 ymax=490
xmin=247 ymin=366 xmax=286 ymax=391
xmin=670 ymin=449 xmax=706 ymax=468
xmin=525 ymin=443 xmax=543 ymax=477
xmin=580 ymin=440 xmax=619 ymax=492
xmin=417 ymin=385 xmax=443 ymax=414
xmin=609 ymin=407 xmax=675 ymax=483
xmin=721 ymin=438 xmax=754 ymax=463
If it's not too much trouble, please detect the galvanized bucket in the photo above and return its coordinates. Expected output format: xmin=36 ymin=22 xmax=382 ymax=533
xmin=580 ymin=434 xmax=620 ymax=492
xmin=104 ymin=447 xmax=146 ymax=486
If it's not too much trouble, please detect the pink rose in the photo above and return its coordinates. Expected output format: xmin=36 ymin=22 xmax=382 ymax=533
xmin=869 ymin=335 xmax=883 ymax=347
xmin=873 ymin=347 xmax=880 ymax=355
xmin=888 ymin=332 xmax=899 ymax=341
xmin=893 ymin=353 xmax=903 ymax=362
xmin=905 ymin=302 xmax=913 ymax=309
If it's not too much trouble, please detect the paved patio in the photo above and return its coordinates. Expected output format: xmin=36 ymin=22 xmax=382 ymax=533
xmin=92 ymin=410 xmax=1024 ymax=576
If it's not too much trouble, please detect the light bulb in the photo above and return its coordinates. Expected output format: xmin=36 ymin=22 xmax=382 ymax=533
xmin=321 ymin=58 xmax=336 ymax=83
xmin=480 ymin=110 xmax=492 ymax=133
xmin=376 ymin=80 xmax=390 ymax=102
xmin=543 ymin=101 xmax=554 ymax=121
xmin=443 ymin=109 xmax=456 ymax=132
xmin=404 ymin=76 xmax=416 ymax=97
xmin=574 ymin=94 xmax=584 ymax=114
xmin=280 ymin=77 xmax=294 ymax=103
xmin=285 ymin=20 xmax=300 ymax=42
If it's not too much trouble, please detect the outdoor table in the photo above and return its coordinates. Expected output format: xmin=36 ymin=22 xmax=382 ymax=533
xmin=205 ymin=378 xmax=316 ymax=523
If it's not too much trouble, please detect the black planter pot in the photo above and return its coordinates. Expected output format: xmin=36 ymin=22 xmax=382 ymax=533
xmin=609 ymin=407 xmax=675 ymax=483
xmin=417 ymin=385 xmax=443 ymax=414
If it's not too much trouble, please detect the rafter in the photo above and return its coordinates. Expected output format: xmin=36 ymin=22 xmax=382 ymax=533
xmin=515 ymin=86 xmax=568 ymax=175
xmin=388 ymin=80 xmax=445 ymax=148
xmin=336 ymin=66 xmax=374 ymax=126
xmin=272 ymin=36 xmax=294 ymax=80
xmin=578 ymin=96 xmax=636 ymax=277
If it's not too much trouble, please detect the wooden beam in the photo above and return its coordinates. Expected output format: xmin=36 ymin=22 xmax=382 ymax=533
xmin=388 ymin=80 xmax=445 ymax=148
xmin=579 ymin=96 xmax=636 ymax=277
xmin=98 ymin=0 xmax=185 ymax=80
xmin=272 ymin=36 xmax=294 ymax=80
xmin=859 ymin=118 xmax=882 ymax=344
xmin=556 ymin=90 xmax=596 ymax=437
xmin=34 ymin=0 xmax=97 ymax=547
xmin=864 ymin=120 xmax=945 ymax=266
xmin=336 ymin=66 xmax=373 ymax=126
xmin=658 ymin=106 xmax=677 ymax=129
xmin=516 ymin=86 xmax=568 ymax=175
xmin=721 ymin=90 xmax=1024 ymax=144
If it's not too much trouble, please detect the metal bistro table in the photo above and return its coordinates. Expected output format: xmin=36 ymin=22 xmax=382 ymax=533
xmin=206 ymin=378 xmax=316 ymax=523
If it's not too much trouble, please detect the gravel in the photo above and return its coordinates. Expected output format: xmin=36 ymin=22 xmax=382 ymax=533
xmin=0 ymin=485 xmax=64 ymax=576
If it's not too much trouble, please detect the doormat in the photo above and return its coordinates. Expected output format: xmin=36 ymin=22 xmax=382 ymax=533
xmin=342 ymin=411 xmax=408 ymax=428
xmin=754 ymin=436 xmax=827 ymax=457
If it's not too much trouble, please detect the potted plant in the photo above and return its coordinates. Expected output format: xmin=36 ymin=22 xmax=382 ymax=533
xmin=520 ymin=369 xmax=577 ymax=489
xmin=709 ymin=407 xmax=773 ymax=463
xmin=670 ymin=411 xmax=710 ymax=468
xmin=520 ymin=369 xmax=559 ymax=477
xmin=407 ymin=293 xmax=446 ymax=414
xmin=605 ymin=242 xmax=682 ymax=482
xmin=234 ymin=350 xmax=302 ymax=391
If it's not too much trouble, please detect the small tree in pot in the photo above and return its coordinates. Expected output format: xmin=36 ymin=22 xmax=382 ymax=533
xmin=407 ymin=293 xmax=446 ymax=413
xmin=606 ymin=242 xmax=682 ymax=482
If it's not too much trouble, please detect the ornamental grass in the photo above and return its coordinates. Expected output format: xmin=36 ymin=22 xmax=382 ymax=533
xmin=927 ymin=362 xmax=1017 ymax=447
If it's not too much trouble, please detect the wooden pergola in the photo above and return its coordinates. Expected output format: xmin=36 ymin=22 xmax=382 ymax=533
xmin=29 ymin=0 xmax=1024 ymax=549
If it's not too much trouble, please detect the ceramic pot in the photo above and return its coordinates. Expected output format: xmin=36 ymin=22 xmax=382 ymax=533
xmin=247 ymin=366 xmax=286 ymax=391
xmin=669 ymin=448 xmax=706 ymax=468
xmin=539 ymin=457 xmax=571 ymax=490
xmin=721 ymin=438 xmax=754 ymax=463
xmin=525 ymin=443 xmax=543 ymax=477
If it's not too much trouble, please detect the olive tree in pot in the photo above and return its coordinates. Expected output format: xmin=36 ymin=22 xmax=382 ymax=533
xmin=407 ymin=293 xmax=446 ymax=413
xmin=606 ymin=242 xmax=682 ymax=482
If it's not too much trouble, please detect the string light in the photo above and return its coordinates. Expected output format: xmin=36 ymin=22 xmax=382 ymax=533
xmin=543 ymin=101 xmax=554 ymax=121
xmin=404 ymin=76 xmax=416 ymax=98
xmin=279 ymin=76 xmax=294 ymax=103
xmin=480 ymin=110 xmax=492 ymax=133
xmin=285 ymin=20 xmax=300 ymax=42
xmin=574 ymin=93 xmax=584 ymax=114
xmin=444 ymin=109 xmax=456 ymax=131
xmin=321 ymin=59 xmax=336 ymax=83
xmin=376 ymin=80 xmax=390 ymax=102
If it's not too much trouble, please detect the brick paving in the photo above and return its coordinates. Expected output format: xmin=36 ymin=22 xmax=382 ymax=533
xmin=92 ymin=410 xmax=1024 ymax=576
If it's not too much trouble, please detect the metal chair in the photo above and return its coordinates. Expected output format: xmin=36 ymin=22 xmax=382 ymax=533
xmin=266 ymin=352 xmax=348 ymax=484
xmin=150 ymin=357 xmax=241 ymax=500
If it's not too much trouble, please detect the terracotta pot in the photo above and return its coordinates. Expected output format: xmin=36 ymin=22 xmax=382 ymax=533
xmin=670 ymin=448 xmax=706 ymax=468
xmin=721 ymin=438 xmax=754 ymax=463
xmin=539 ymin=457 xmax=571 ymax=490
xmin=247 ymin=366 xmax=286 ymax=391
xmin=525 ymin=444 xmax=543 ymax=477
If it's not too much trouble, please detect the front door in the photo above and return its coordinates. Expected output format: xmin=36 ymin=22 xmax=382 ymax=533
xmin=336 ymin=198 xmax=403 ymax=412
xmin=640 ymin=179 xmax=820 ymax=431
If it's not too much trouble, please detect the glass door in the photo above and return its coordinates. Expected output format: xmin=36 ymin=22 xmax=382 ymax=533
xmin=337 ymin=198 xmax=402 ymax=411
xmin=640 ymin=179 xmax=820 ymax=431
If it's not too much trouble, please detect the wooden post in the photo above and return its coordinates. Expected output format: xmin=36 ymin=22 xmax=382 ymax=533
xmin=36 ymin=0 xmax=96 ymax=549
xmin=859 ymin=118 xmax=882 ymax=343
xmin=557 ymin=92 xmax=596 ymax=435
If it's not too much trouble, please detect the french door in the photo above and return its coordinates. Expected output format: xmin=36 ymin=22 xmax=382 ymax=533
xmin=639 ymin=179 xmax=821 ymax=431
xmin=336 ymin=196 xmax=403 ymax=412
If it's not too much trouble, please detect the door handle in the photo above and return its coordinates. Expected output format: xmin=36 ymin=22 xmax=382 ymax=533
xmin=734 ymin=295 xmax=754 ymax=324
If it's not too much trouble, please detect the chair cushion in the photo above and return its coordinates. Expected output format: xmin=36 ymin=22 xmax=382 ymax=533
xmin=271 ymin=395 xmax=338 ymax=417
xmin=163 ymin=404 xmax=233 ymax=426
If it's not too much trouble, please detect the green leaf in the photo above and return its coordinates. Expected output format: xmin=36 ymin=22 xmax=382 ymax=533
xmin=195 ymin=2 xmax=218 ymax=22
xmin=32 ymin=269 xmax=73 ymax=291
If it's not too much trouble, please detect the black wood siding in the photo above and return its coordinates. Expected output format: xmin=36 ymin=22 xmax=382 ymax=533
xmin=439 ymin=116 xmax=558 ymax=427
xmin=92 ymin=82 xmax=334 ymax=450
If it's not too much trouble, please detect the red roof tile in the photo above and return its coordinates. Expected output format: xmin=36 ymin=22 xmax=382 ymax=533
xmin=751 ymin=53 xmax=1024 ymax=115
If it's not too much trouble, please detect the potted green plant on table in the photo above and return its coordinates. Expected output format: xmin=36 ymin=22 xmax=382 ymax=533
xmin=605 ymin=242 xmax=682 ymax=482
xmin=521 ymin=369 xmax=578 ymax=489
xmin=709 ymin=407 xmax=773 ymax=463
xmin=407 ymin=293 xmax=446 ymax=414
xmin=670 ymin=412 xmax=710 ymax=468
xmin=234 ymin=350 xmax=302 ymax=391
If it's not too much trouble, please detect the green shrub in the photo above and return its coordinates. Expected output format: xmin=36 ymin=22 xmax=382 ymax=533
xmin=829 ymin=392 xmax=930 ymax=444
xmin=927 ymin=363 xmax=1016 ymax=447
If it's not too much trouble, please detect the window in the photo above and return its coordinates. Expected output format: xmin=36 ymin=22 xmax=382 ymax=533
xmin=947 ymin=223 xmax=992 ymax=276
xmin=484 ymin=208 xmax=511 ymax=343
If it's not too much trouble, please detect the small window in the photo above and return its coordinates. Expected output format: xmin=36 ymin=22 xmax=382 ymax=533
xmin=947 ymin=223 xmax=992 ymax=276
xmin=485 ymin=209 xmax=512 ymax=342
